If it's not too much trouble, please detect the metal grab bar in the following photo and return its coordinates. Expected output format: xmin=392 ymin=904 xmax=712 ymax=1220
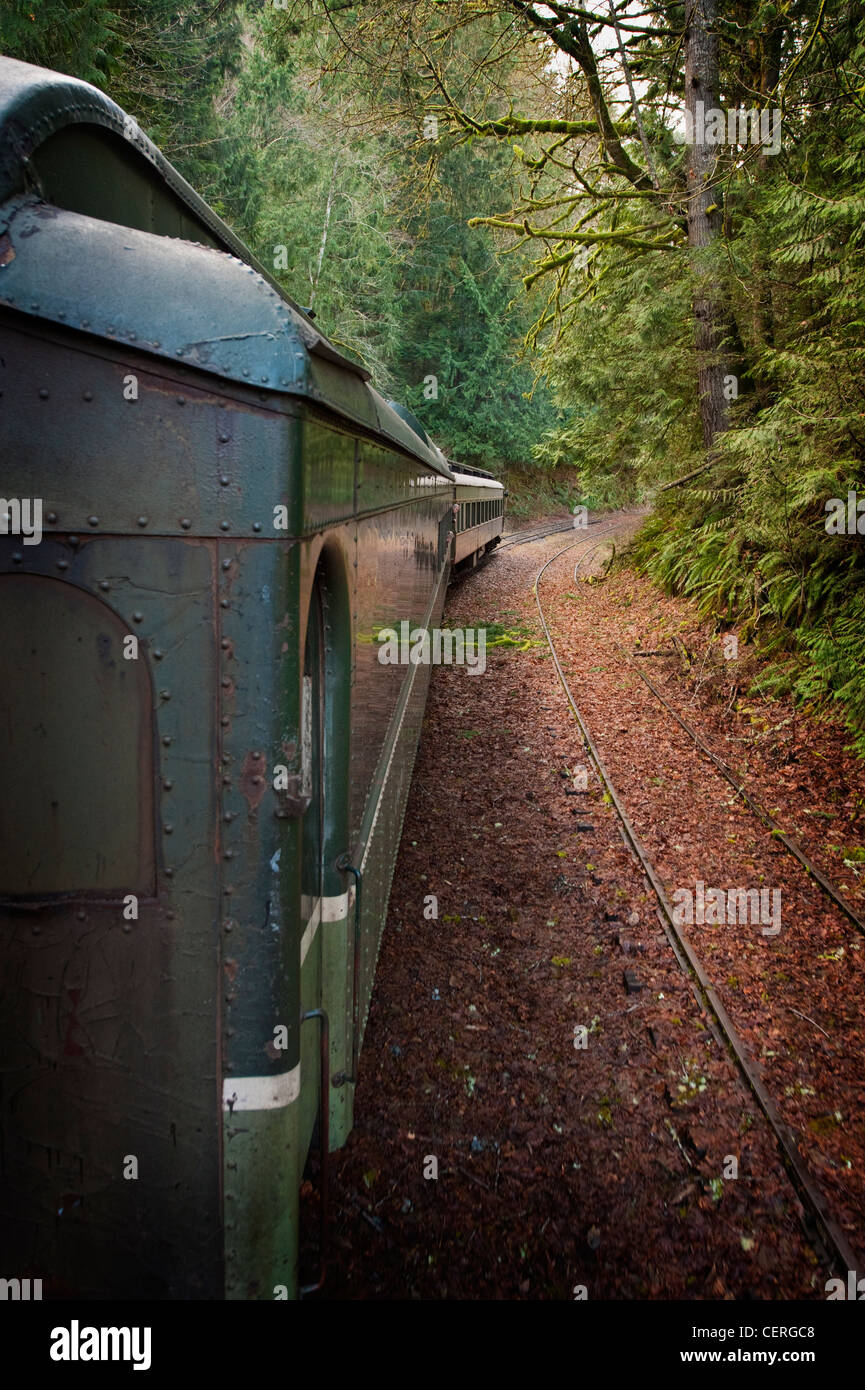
xmin=298 ymin=1007 xmax=329 ymax=1297
xmin=333 ymin=856 xmax=361 ymax=1087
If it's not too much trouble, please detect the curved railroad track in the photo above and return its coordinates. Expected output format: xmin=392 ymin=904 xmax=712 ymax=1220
xmin=533 ymin=528 xmax=861 ymax=1281
xmin=499 ymin=514 xmax=616 ymax=549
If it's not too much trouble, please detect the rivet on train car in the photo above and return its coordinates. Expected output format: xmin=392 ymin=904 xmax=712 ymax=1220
xmin=77 ymin=910 xmax=86 ymax=921
xmin=219 ymin=521 xmax=230 ymax=531
xmin=219 ymin=433 xmax=229 ymax=444
xmin=223 ymin=811 xmax=235 ymax=822
xmin=220 ymin=599 xmax=229 ymax=609
xmin=107 ymin=325 xmax=115 ymax=334
xmin=68 ymin=535 xmax=79 ymax=546
xmin=137 ymin=516 xmax=148 ymax=527
xmin=223 ymin=920 xmax=233 ymax=932
xmin=88 ymin=515 xmax=99 ymax=526
xmin=176 ymin=348 xmax=185 ymax=356
xmin=38 ymin=387 xmax=49 ymax=399
xmin=261 ymin=376 xmax=268 ymax=384
xmin=220 ymin=638 xmax=230 ymax=649
xmin=221 ymin=716 xmax=230 ymax=727
xmin=129 ymin=332 xmax=136 ymax=341
xmin=30 ymin=302 xmax=39 ymax=311
xmin=164 ymin=824 xmax=173 ymax=835
xmin=165 ymin=868 xmax=174 ymax=878
xmin=224 ymin=850 xmax=234 ymax=860
xmin=81 ymin=319 xmax=89 ymax=327
xmin=166 ymin=910 xmax=174 ymax=920
xmin=46 ymin=511 xmax=58 ymax=523
xmin=180 ymin=518 xmax=191 ymax=529
xmin=153 ymin=650 xmax=164 ymax=660
xmin=122 ymin=921 xmax=132 ymax=933
xmin=222 ymin=755 xmax=231 ymax=765
xmin=252 ymin=522 xmax=262 ymax=532
xmin=219 ymin=475 xmax=230 ymax=486
xmin=160 ymin=690 xmax=171 ymax=700
xmin=57 ymin=310 xmax=66 ymax=320
xmin=132 ymin=612 xmax=143 ymax=623
xmin=162 ymin=735 xmax=172 ymax=746
xmin=224 ymin=885 xmax=233 ymax=896
xmin=221 ymin=677 xmax=231 ymax=687
xmin=56 ymin=559 xmax=68 ymax=570
xmin=252 ymin=775 xmax=262 ymax=785
xmin=153 ymin=340 xmax=160 ymax=348
xmin=99 ymin=580 xmax=109 ymax=591
xmin=222 ymin=558 xmax=232 ymax=570
xmin=241 ymin=368 xmax=250 ymax=377
xmin=163 ymin=779 xmax=173 ymax=791
xmin=11 ymin=551 xmax=22 ymax=563
xmin=223 ymin=776 xmax=231 ymax=786
xmin=177 ymin=397 xmax=186 ymax=406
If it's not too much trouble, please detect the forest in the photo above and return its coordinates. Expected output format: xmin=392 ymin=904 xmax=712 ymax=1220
xmin=3 ymin=0 xmax=864 ymax=748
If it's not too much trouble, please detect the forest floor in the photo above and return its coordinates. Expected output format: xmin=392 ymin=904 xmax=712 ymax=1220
xmin=301 ymin=510 xmax=865 ymax=1300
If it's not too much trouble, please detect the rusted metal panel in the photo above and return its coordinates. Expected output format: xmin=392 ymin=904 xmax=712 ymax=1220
xmin=0 ymin=315 xmax=295 ymax=538
xmin=0 ymin=195 xmax=454 ymax=471
xmin=0 ymin=533 xmax=221 ymax=1298
xmin=0 ymin=573 xmax=155 ymax=895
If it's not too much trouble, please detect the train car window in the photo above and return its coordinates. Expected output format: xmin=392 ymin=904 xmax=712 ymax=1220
xmin=0 ymin=574 xmax=155 ymax=896
xmin=301 ymin=583 xmax=324 ymax=936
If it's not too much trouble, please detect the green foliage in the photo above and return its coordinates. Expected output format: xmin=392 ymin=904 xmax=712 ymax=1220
xmin=0 ymin=0 xmax=122 ymax=85
xmin=0 ymin=1 xmax=246 ymax=199
xmin=630 ymin=16 xmax=865 ymax=747
xmin=533 ymin=248 xmax=702 ymax=503
xmin=394 ymin=144 xmax=556 ymax=468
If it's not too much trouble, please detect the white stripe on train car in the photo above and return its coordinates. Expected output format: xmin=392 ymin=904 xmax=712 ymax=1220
xmin=223 ymin=1065 xmax=301 ymax=1112
xmin=300 ymin=891 xmax=353 ymax=965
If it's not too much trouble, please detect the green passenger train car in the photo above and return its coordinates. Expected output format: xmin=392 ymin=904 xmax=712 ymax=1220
xmin=0 ymin=56 xmax=459 ymax=1299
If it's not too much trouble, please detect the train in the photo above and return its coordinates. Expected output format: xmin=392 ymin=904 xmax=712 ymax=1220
xmin=0 ymin=54 xmax=504 ymax=1299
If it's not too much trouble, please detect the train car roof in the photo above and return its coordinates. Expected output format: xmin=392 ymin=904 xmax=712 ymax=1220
xmin=451 ymin=469 xmax=504 ymax=489
xmin=0 ymin=56 xmax=453 ymax=478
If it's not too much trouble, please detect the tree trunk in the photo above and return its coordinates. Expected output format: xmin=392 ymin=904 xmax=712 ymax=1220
xmin=684 ymin=0 xmax=730 ymax=446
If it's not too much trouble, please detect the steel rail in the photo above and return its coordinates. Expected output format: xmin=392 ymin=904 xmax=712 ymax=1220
xmin=626 ymin=663 xmax=865 ymax=940
xmin=533 ymin=531 xmax=860 ymax=1280
xmin=500 ymin=516 xmax=612 ymax=549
